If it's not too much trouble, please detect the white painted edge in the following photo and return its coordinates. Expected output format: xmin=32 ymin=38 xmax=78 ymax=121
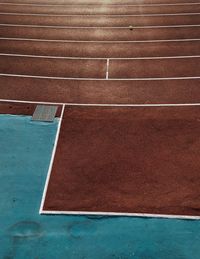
xmin=1 ymin=98 xmax=200 ymax=107
xmin=1 ymin=53 xmax=200 ymax=60
xmin=39 ymin=104 xmax=65 ymax=214
xmin=0 ymin=12 xmax=200 ymax=17
xmin=0 ymin=2 xmax=200 ymax=7
xmin=106 ymin=58 xmax=109 ymax=79
xmin=0 ymin=53 xmax=107 ymax=60
xmin=40 ymin=210 xmax=200 ymax=220
xmin=1 ymin=37 xmax=200 ymax=43
xmin=1 ymin=73 xmax=200 ymax=81
xmin=1 ymin=23 xmax=200 ymax=29
xmin=0 ymin=98 xmax=64 ymax=105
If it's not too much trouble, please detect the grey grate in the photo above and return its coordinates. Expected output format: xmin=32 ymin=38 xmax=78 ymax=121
xmin=32 ymin=105 xmax=58 ymax=122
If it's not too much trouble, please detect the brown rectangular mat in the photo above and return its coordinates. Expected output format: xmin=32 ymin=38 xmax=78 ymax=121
xmin=42 ymin=105 xmax=200 ymax=218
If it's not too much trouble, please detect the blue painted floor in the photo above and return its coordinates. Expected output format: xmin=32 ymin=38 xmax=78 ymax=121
xmin=1 ymin=114 xmax=200 ymax=259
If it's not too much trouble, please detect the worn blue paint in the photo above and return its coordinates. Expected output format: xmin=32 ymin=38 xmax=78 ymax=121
xmin=0 ymin=114 xmax=200 ymax=259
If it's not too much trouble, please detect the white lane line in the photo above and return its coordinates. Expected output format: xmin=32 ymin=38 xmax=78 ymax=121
xmin=0 ymin=12 xmax=200 ymax=17
xmin=0 ymin=53 xmax=107 ymax=60
xmin=106 ymin=58 xmax=109 ymax=79
xmin=0 ymin=2 xmax=200 ymax=7
xmin=110 ymin=55 xmax=200 ymax=60
xmin=1 ymin=23 xmax=200 ymax=29
xmin=1 ymin=37 xmax=200 ymax=43
xmin=0 ymin=98 xmax=64 ymax=105
xmin=1 ymin=73 xmax=200 ymax=81
xmin=2 ymin=98 xmax=200 ymax=107
xmin=1 ymin=53 xmax=200 ymax=60
xmin=39 ymin=104 xmax=65 ymax=214
xmin=40 ymin=210 xmax=200 ymax=220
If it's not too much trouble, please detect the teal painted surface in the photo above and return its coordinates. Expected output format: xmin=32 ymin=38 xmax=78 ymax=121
xmin=0 ymin=114 xmax=200 ymax=259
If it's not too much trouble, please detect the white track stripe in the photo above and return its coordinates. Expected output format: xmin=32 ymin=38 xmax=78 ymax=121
xmin=1 ymin=23 xmax=200 ymax=29
xmin=0 ymin=98 xmax=64 ymax=105
xmin=1 ymin=53 xmax=200 ymax=60
xmin=1 ymin=73 xmax=200 ymax=81
xmin=106 ymin=58 xmax=109 ymax=79
xmin=1 ymin=37 xmax=200 ymax=43
xmin=39 ymin=104 xmax=65 ymax=214
xmin=40 ymin=210 xmax=200 ymax=220
xmin=0 ymin=12 xmax=199 ymax=17
xmin=2 ymin=99 xmax=200 ymax=107
xmin=0 ymin=53 xmax=107 ymax=60
xmin=0 ymin=2 xmax=200 ymax=7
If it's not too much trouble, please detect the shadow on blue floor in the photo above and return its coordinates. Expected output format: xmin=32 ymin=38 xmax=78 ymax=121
xmin=1 ymin=114 xmax=200 ymax=259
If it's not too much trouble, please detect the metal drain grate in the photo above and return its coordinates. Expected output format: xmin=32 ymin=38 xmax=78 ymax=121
xmin=32 ymin=105 xmax=58 ymax=122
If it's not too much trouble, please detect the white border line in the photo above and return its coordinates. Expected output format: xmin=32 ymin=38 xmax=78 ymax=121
xmin=1 ymin=37 xmax=200 ymax=43
xmin=40 ymin=210 xmax=200 ymax=220
xmin=1 ymin=23 xmax=200 ymax=29
xmin=1 ymin=73 xmax=200 ymax=81
xmin=0 ymin=2 xmax=200 ymax=7
xmin=0 ymin=53 xmax=107 ymax=60
xmin=1 ymin=99 xmax=200 ymax=107
xmin=0 ymin=98 xmax=64 ymax=105
xmin=106 ymin=58 xmax=109 ymax=79
xmin=39 ymin=104 xmax=65 ymax=214
xmin=1 ymin=53 xmax=200 ymax=60
xmin=0 ymin=12 xmax=199 ymax=17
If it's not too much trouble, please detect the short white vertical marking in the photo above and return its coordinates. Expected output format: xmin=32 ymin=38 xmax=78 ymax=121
xmin=106 ymin=58 xmax=109 ymax=79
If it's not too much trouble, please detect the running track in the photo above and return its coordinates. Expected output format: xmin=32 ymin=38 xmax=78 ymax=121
xmin=0 ymin=0 xmax=200 ymax=104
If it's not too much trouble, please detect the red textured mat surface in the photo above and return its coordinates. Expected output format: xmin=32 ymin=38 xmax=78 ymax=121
xmin=43 ymin=105 xmax=200 ymax=216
